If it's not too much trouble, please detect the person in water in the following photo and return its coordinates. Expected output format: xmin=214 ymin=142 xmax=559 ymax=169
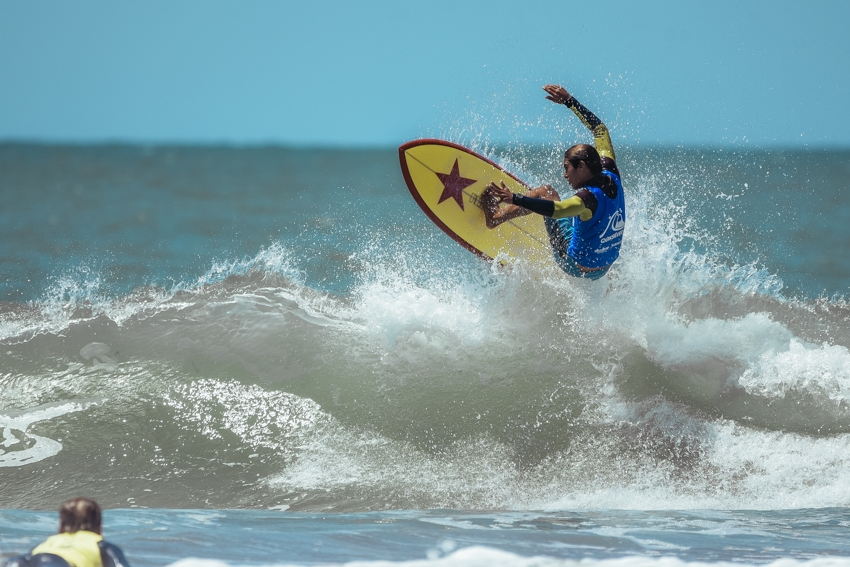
xmin=6 ymin=497 xmax=131 ymax=567
xmin=482 ymin=84 xmax=625 ymax=280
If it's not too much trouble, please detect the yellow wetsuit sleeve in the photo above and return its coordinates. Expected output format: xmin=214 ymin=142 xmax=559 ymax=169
xmin=551 ymin=195 xmax=591 ymax=221
xmin=566 ymin=97 xmax=616 ymax=162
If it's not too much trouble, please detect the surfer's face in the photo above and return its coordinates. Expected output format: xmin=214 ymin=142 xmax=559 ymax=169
xmin=563 ymin=158 xmax=593 ymax=189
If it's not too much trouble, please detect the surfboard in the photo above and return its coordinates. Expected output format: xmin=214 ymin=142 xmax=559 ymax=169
xmin=398 ymin=139 xmax=552 ymax=266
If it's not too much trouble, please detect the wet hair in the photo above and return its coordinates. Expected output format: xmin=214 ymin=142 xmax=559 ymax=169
xmin=564 ymin=144 xmax=619 ymax=198
xmin=564 ymin=144 xmax=602 ymax=175
xmin=59 ymin=497 xmax=102 ymax=534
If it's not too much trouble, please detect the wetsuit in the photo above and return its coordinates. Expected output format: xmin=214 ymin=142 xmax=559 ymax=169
xmin=6 ymin=531 xmax=130 ymax=567
xmin=511 ymin=96 xmax=625 ymax=280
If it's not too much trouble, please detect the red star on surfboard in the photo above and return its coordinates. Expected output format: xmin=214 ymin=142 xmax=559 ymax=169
xmin=435 ymin=159 xmax=476 ymax=210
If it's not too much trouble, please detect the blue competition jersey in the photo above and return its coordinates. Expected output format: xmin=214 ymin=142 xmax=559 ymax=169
xmin=568 ymin=170 xmax=625 ymax=268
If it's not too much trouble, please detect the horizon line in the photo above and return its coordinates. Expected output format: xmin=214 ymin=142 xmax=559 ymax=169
xmin=2 ymin=138 xmax=849 ymax=153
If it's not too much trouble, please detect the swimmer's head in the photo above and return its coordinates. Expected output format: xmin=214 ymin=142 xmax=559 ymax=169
xmin=564 ymin=144 xmax=602 ymax=175
xmin=59 ymin=497 xmax=102 ymax=534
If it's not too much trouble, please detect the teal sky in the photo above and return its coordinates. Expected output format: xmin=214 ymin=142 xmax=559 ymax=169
xmin=2 ymin=0 xmax=849 ymax=148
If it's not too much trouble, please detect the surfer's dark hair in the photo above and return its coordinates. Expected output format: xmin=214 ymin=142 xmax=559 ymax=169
xmin=565 ymin=144 xmax=602 ymax=175
xmin=59 ymin=497 xmax=102 ymax=534
xmin=565 ymin=143 xmax=619 ymax=198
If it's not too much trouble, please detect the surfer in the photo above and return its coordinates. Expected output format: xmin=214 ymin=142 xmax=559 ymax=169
xmin=482 ymin=84 xmax=625 ymax=280
xmin=6 ymin=497 xmax=131 ymax=567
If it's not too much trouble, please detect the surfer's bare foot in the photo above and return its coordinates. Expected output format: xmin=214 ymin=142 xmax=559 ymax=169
xmin=483 ymin=181 xmax=542 ymax=229
xmin=481 ymin=186 xmax=505 ymax=229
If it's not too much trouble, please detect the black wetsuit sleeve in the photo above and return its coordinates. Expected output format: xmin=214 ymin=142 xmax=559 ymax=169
xmin=3 ymin=554 xmax=29 ymax=567
xmin=512 ymin=193 xmax=555 ymax=217
xmin=565 ymin=97 xmax=603 ymax=130
xmin=99 ymin=542 xmax=131 ymax=567
xmin=565 ymin=96 xmax=617 ymax=164
xmin=4 ymin=555 xmax=70 ymax=567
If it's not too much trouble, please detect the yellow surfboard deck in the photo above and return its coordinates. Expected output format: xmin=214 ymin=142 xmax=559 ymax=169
xmin=399 ymin=139 xmax=551 ymax=266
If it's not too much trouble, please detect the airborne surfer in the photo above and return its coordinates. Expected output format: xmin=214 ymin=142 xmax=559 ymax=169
xmin=482 ymin=84 xmax=625 ymax=280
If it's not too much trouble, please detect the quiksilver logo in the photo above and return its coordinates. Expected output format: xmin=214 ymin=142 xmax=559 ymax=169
xmin=605 ymin=210 xmax=625 ymax=234
xmin=599 ymin=210 xmax=625 ymax=244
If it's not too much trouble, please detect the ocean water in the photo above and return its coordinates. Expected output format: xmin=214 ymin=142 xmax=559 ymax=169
xmin=1 ymin=143 xmax=850 ymax=566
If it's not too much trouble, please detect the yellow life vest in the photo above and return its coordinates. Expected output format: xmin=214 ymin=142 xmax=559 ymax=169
xmin=31 ymin=531 xmax=104 ymax=567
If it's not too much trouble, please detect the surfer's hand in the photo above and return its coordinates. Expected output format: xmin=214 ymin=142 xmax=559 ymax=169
xmin=543 ymin=84 xmax=572 ymax=105
xmin=485 ymin=181 xmax=513 ymax=204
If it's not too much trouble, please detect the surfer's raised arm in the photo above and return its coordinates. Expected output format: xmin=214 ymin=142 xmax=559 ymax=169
xmin=543 ymin=84 xmax=617 ymax=171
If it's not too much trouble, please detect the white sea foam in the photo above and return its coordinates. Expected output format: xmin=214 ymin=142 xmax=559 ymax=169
xmin=164 ymin=548 xmax=850 ymax=567
xmin=163 ymin=379 xmax=329 ymax=452
xmin=738 ymin=338 xmax=850 ymax=403
xmin=354 ymin=271 xmax=492 ymax=349
xmin=0 ymin=401 xmax=98 ymax=467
